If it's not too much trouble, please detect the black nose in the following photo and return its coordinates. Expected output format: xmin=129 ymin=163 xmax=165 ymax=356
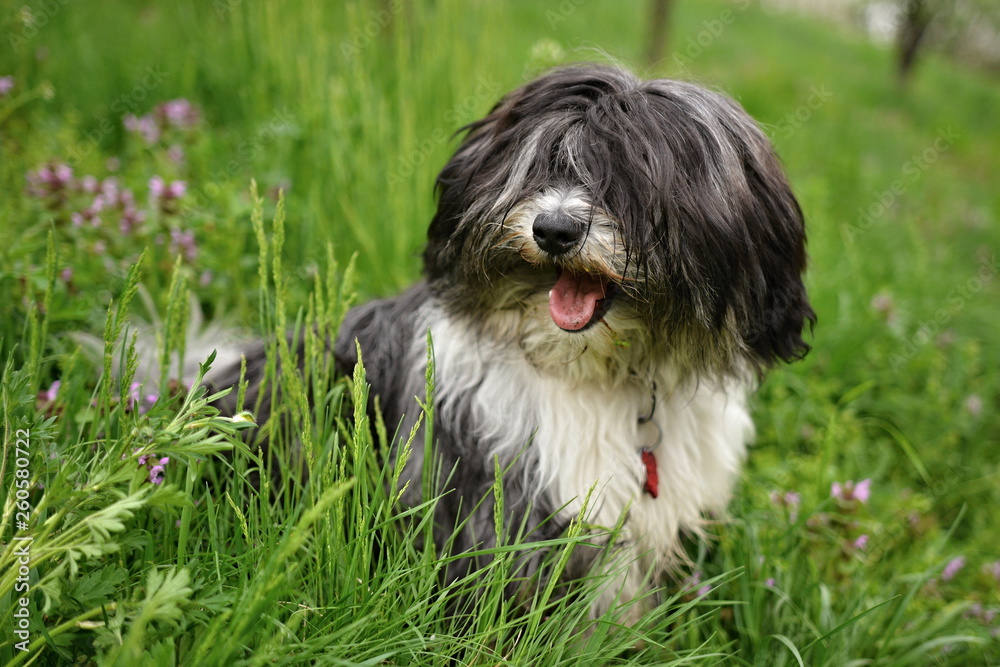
xmin=532 ymin=212 xmax=583 ymax=256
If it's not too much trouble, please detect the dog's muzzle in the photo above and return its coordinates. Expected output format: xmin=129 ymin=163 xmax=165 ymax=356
xmin=530 ymin=211 xmax=617 ymax=332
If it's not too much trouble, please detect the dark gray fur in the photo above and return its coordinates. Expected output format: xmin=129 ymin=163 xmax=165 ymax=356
xmin=213 ymin=63 xmax=814 ymax=601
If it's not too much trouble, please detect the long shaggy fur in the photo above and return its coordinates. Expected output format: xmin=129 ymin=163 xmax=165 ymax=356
xmin=217 ymin=63 xmax=814 ymax=619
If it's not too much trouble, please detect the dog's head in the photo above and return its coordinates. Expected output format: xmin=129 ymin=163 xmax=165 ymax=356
xmin=424 ymin=64 xmax=814 ymax=381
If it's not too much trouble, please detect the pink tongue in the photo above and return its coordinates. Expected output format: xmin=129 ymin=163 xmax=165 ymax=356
xmin=548 ymin=271 xmax=607 ymax=331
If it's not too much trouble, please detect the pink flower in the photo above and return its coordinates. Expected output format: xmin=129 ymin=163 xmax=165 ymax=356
xmin=831 ymin=478 xmax=871 ymax=505
xmin=770 ymin=489 xmax=802 ymax=521
xmin=149 ymin=175 xmax=166 ymax=199
xmin=148 ymin=464 xmax=166 ymax=484
xmin=127 ymin=381 xmax=142 ymax=411
xmin=0 ymin=75 xmax=15 ymax=96
xmin=79 ymin=174 xmax=99 ymax=194
xmin=124 ymin=113 xmax=160 ymax=144
xmin=853 ymin=534 xmax=869 ymax=550
xmin=169 ymin=228 xmax=197 ymax=262
xmin=686 ymin=571 xmax=711 ymax=596
xmin=942 ymin=556 xmax=965 ymax=582
xmin=148 ymin=457 xmax=170 ymax=484
xmin=120 ymin=207 xmax=146 ymax=234
xmin=853 ymin=478 xmax=871 ymax=503
xmin=166 ymin=180 xmax=186 ymax=199
xmin=157 ymin=98 xmax=200 ymax=129
xmin=40 ymin=380 xmax=60 ymax=403
xmin=26 ymin=162 xmax=74 ymax=200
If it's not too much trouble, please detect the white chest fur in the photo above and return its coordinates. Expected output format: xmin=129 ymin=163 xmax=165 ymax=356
xmin=423 ymin=307 xmax=754 ymax=576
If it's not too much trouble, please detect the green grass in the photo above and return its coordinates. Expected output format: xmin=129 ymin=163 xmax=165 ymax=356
xmin=1 ymin=0 xmax=998 ymax=664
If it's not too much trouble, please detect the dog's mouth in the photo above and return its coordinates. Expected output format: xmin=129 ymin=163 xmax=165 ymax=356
xmin=548 ymin=269 xmax=615 ymax=332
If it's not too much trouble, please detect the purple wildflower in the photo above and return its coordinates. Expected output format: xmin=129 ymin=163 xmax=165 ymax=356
xmin=100 ymin=177 xmax=119 ymax=202
xmin=148 ymin=456 xmax=171 ymax=484
xmin=0 ymin=75 xmax=15 ymax=96
xmin=149 ymin=175 xmax=165 ymax=199
xmin=148 ymin=464 xmax=166 ymax=484
xmin=942 ymin=556 xmax=966 ymax=582
xmin=853 ymin=534 xmax=869 ymax=550
xmin=120 ymin=207 xmax=146 ymax=234
xmin=831 ymin=478 xmax=871 ymax=505
xmin=150 ymin=176 xmax=186 ymax=214
xmin=79 ymin=174 xmax=99 ymax=194
xmin=123 ymin=113 xmax=161 ymax=144
xmin=169 ymin=228 xmax=197 ymax=262
xmin=157 ymin=98 xmax=200 ymax=129
xmin=166 ymin=180 xmax=186 ymax=199
xmin=686 ymin=571 xmax=712 ymax=596
xmin=40 ymin=380 xmax=60 ymax=403
xmin=765 ymin=577 xmax=776 ymax=587
xmin=26 ymin=162 xmax=74 ymax=204
xmin=127 ymin=381 xmax=142 ymax=411
xmin=60 ymin=267 xmax=73 ymax=283
xmin=770 ymin=489 xmax=802 ymax=521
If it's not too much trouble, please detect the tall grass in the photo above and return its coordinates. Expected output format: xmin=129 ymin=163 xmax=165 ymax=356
xmin=0 ymin=0 xmax=998 ymax=663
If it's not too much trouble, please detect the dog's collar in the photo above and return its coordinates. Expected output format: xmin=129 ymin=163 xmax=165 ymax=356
xmin=638 ymin=383 xmax=662 ymax=499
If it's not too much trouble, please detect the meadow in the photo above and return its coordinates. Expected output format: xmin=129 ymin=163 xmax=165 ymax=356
xmin=1 ymin=0 xmax=998 ymax=664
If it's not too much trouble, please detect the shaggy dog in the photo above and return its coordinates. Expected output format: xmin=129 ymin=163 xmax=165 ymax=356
xmin=218 ymin=63 xmax=814 ymax=618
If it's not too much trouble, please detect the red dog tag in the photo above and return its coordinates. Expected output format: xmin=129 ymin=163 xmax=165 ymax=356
xmin=641 ymin=447 xmax=659 ymax=499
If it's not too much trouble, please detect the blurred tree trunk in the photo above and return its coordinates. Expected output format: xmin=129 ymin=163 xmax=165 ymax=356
xmin=897 ymin=0 xmax=933 ymax=82
xmin=644 ymin=0 xmax=676 ymax=66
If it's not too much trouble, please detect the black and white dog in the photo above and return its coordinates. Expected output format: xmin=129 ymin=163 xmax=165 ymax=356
xmin=222 ymin=63 xmax=814 ymax=617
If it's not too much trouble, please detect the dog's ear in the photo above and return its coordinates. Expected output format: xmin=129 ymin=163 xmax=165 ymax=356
xmin=423 ymin=93 xmax=519 ymax=282
xmin=738 ymin=148 xmax=815 ymax=367
xmin=632 ymin=80 xmax=815 ymax=369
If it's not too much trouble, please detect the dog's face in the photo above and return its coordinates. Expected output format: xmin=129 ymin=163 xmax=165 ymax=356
xmin=424 ymin=64 xmax=814 ymax=381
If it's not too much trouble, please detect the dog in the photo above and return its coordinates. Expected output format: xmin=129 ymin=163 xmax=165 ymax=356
xmin=218 ymin=63 xmax=814 ymax=619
